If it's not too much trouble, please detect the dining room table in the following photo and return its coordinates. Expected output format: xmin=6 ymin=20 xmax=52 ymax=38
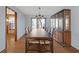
xmin=25 ymin=28 xmax=53 ymax=53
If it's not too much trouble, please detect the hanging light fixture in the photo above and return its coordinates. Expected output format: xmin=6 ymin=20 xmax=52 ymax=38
xmin=35 ymin=7 xmax=45 ymax=19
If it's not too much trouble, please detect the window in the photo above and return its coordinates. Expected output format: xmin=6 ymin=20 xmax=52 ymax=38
xmin=38 ymin=19 xmax=45 ymax=28
xmin=32 ymin=19 xmax=37 ymax=29
xmin=32 ymin=18 xmax=45 ymax=29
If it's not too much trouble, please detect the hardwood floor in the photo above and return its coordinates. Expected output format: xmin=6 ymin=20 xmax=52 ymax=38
xmin=3 ymin=35 xmax=79 ymax=53
xmin=6 ymin=34 xmax=25 ymax=53
xmin=53 ymin=40 xmax=79 ymax=53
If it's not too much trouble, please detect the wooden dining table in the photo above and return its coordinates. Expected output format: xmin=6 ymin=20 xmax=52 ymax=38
xmin=25 ymin=28 xmax=53 ymax=53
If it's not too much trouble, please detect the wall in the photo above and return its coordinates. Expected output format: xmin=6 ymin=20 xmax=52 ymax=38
xmin=71 ymin=7 xmax=79 ymax=50
xmin=0 ymin=6 xmax=26 ymax=52
xmin=25 ymin=15 xmax=31 ymax=28
xmin=17 ymin=12 xmax=26 ymax=40
xmin=0 ymin=6 xmax=6 ymax=52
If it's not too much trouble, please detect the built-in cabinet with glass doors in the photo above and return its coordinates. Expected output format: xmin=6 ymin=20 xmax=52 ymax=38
xmin=51 ymin=9 xmax=71 ymax=46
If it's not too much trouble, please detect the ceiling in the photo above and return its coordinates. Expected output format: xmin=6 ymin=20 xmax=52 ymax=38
xmin=7 ymin=8 xmax=15 ymax=14
xmin=15 ymin=6 xmax=64 ymax=17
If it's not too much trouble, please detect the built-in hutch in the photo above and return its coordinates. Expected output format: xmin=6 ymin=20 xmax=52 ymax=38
xmin=51 ymin=9 xmax=71 ymax=47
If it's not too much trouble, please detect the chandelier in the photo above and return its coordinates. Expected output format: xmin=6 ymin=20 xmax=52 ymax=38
xmin=35 ymin=14 xmax=45 ymax=19
xmin=35 ymin=7 xmax=45 ymax=19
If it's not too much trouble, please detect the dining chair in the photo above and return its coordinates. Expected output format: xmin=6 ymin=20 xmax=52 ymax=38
xmin=25 ymin=27 xmax=28 ymax=35
xmin=45 ymin=28 xmax=56 ymax=44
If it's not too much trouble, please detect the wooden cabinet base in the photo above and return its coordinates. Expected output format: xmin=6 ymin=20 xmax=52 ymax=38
xmin=64 ymin=31 xmax=71 ymax=46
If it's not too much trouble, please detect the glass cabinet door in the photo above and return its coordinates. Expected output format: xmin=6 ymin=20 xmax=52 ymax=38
xmin=58 ymin=13 xmax=63 ymax=31
xmin=64 ymin=10 xmax=70 ymax=31
xmin=65 ymin=15 xmax=69 ymax=30
xmin=56 ymin=15 xmax=59 ymax=30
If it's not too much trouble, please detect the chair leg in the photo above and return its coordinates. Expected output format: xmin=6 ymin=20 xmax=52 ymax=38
xmin=38 ymin=40 xmax=41 ymax=52
xmin=44 ymin=40 xmax=46 ymax=49
xmin=25 ymin=39 xmax=27 ymax=53
xmin=50 ymin=40 xmax=53 ymax=53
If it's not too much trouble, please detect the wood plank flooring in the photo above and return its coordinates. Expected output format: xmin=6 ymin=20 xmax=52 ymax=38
xmin=3 ymin=34 xmax=79 ymax=53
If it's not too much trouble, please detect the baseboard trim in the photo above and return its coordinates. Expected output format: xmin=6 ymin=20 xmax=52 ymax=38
xmin=54 ymin=39 xmax=79 ymax=52
xmin=17 ymin=33 xmax=25 ymax=40
xmin=0 ymin=49 xmax=6 ymax=53
xmin=2 ymin=33 xmax=25 ymax=53
xmin=53 ymin=38 xmax=71 ymax=47
xmin=71 ymin=46 xmax=79 ymax=52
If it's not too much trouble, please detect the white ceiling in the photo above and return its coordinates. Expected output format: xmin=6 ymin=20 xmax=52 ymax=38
xmin=16 ymin=6 xmax=64 ymax=16
xmin=7 ymin=8 xmax=15 ymax=14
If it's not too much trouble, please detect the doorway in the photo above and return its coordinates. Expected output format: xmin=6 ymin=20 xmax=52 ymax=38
xmin=6 ymin=7 xmax=17 ymax=51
